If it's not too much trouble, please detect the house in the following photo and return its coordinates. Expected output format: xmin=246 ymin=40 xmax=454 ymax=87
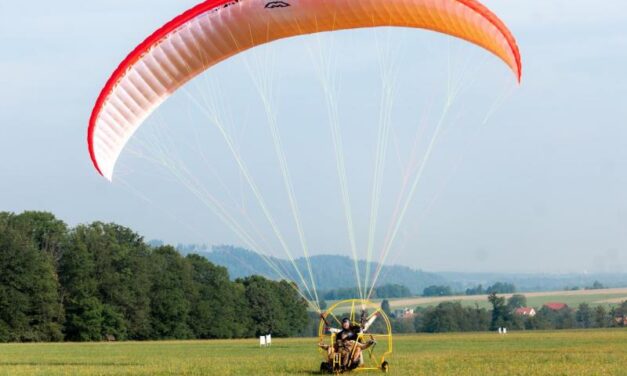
xmin=614 ymin=315 xmax=626 ymax=326
xmin=514 ymin=307 xmax=536 ymax=317
xmin=394 ymin=308 xmax=415 ymax=319
xmin=543 ymin=302 xmax=568 ymax=311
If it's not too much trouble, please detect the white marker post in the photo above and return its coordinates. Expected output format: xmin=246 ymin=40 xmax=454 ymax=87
xmin=259 ymin=335 xmax=267 ymax=347
xmin=265 ymin=334 xmax=272 ymax=347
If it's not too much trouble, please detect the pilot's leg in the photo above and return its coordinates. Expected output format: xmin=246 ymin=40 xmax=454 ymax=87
xmin=352 ymin=347 xmax=362 ymax=363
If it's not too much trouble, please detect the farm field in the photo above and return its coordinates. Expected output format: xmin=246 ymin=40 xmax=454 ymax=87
xmin=0 ymin=329 xmax=625 ymax=376
xmin=381 ymin=287 xmax=627 ymax=310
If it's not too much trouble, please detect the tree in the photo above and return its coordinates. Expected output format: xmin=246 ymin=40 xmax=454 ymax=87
xmin=534 ymin=305 xmax=575 ymax=330
xmin=554 ymin=308 xmax=576 ymax=329
xmin=0 ymin=219 xmax=64 ymax=342
xmin=525 ymin=311 xmax=552 ymax=330
xmin=373 ymin=284 xmax=412 ymax=299
xmin=318 ymin=299 xmax=328 ymax=311
xmin=576 ymin=303 xmax=593 ymax=328
xmin=612 ymin=301 xmax=627 ymax=327
xmin=61 ymin=223 xmax=153 ymax=341
xmin=237 ymin=276 xmax=307 ymax=337
xmin=239 ymin=276 xmax=283 ymax=337
xmin=465 ymin=304 xmax=491 ymax=332
xmin=276 ymin=280 xmax=309 ymax=337
xmin=422 ymin=285 xmax=452 ymax=297
xmin=587 ymin=281 xmax=605 ymax=290
xmin=488 ymin=293 xmax=510 ymax=330
xmin=186 ymin=254 xmax=248 ymax=339
xmin=506 ymin=294 xmax=527 ymax=311
xmin=381 ymin=300 xmax=392 ymax=317
xmin=303 ymin=311 xmax=323 ymax=337
xmin=11 ymin=211 xmax=68 ymax=264
xmin=91 ymin=223 xmax=152 ymax=340
xmin=486 ymin=282 xmax=516 ymax=294
xmin=323 ymin=284 xmax=411 ymax=300
xmin=413 ymin=308 xmax=426 ymax=332
xmin=465 ymin=285 xmax=484 ymax=296
xmin=392 ymin=317 xmax=416 ymax=333
xmin=421 ymin=303 xmax=460 ymax=333
xmin=60 ymin=227 xmax=104 ymax=341
xmin=148 ymin=246 xmax=194 ymax=339
xmin=594 ymin=306 xmax=608 ymax=328
xmin=419 ymin=302 xmax=489 ymax=333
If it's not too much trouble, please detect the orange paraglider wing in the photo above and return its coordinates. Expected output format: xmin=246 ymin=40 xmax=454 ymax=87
xmin=88 ymin=0 xmax=521 ymax=180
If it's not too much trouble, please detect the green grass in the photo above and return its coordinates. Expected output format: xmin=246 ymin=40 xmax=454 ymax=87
xmin=0 ymin=329 xmax=625 ymax=375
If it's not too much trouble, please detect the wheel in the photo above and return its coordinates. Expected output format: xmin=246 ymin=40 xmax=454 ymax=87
xmin=320 ymin=361 xmax=332 ymax=374
xmin=381 ymin=361 xmax=389 ymax=373
xmin=333 ymin=361 xmax=342 ymax=373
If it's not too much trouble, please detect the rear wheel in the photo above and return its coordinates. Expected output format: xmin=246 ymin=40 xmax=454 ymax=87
xmin=381 ymin=361 xmax=389 ymax=373
xmin=320 ymin=361 xmax=332 ymax=374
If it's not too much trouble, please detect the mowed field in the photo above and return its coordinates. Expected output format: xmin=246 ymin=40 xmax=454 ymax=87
xmin=384 ymin=288 xmax=627 ymax=310
xmin=0 ymin=329 xmax=625 ymax=376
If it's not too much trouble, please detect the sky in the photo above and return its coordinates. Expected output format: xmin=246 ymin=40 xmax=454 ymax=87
xmin=1 ymin=1 xmax=626 ymax=274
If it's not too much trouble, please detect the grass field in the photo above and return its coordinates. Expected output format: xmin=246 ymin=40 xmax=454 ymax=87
xmin=0 ymin=329 xmax=625 ymax=375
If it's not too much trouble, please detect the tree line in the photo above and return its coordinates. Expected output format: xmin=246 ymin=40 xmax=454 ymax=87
xmin=321 ymin=284 xmax=412 ymax=301
xmin=422 ymin=282 xmax=517 ymax=297
xmin=322 ymin=281 xmax=518 ymax=301
xmin=465 ymin=282 xmax=516 ymax=296
xmin=0 ymin=211 xmax=309 ymax=342
xmin=382 ymin=293 xmax=627 ymax=334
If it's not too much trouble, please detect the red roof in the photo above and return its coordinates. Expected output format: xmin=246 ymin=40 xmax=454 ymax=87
xmin=544 ymin=302 xmax=568 ymax=311
xmin=515 ymin=307 xmax=535 ymax=315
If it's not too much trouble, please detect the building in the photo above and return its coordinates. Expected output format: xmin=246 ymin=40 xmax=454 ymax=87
xmin=514 ymin=307 xmax=536 ymax=317
xmin=394 ymin=308 xmax=415 ymax=319
xmin=543 ymin=302 xmax=568 ymax=311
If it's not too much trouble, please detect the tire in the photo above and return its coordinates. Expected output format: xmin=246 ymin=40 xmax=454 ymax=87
xmin=381 ymin=361 xmax=389 ymax=373
xmin=320 ymin=361 xmax=332 ymax=374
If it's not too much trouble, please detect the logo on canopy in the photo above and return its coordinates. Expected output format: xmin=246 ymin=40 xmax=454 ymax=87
xmin=265 ymin=1 xmax=290 ymax=8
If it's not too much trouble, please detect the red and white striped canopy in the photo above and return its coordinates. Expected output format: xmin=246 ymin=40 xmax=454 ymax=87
xmin=88 ymin=0 xmax=521 ymax=180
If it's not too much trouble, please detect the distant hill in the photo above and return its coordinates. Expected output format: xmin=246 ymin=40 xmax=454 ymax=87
xmin=177 ymin=245 xmax=446 ymax=294
xmin=440 ymin=272 xmax=627 ymax=292
xmin=172 ymin=243 xmax=627 ymax=295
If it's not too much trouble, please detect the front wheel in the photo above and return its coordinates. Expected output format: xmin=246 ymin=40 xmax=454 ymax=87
xmin=381 ymin=361 xmax=389 ymax=373
xmin=320 ymin=361 xmax=332 ymax=374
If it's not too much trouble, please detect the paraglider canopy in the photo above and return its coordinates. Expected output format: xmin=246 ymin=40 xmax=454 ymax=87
xmin=88 ymin=0 xmax=521 ymax=181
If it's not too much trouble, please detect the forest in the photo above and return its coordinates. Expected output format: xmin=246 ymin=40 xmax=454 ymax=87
xmin=0 ymin=211 xmax=308 ymax=342
xmin=2 ymin=211 xmax=625 ymax=343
